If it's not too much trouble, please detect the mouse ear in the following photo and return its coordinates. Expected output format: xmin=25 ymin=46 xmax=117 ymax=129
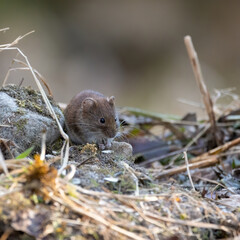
xmin=82 ymin=97 xmax=96 ymax=111
xmin=108 ymin=96 xmax=115 ymax=106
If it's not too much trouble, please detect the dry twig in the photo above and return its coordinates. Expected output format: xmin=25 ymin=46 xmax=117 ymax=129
xmin=184 ymin=36 xmax=219 ymax=146
xmin=155 ymin=135 xmax=240 ymax=178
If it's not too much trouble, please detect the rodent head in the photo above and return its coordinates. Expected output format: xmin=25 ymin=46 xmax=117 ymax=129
xmin=80 ymin=95 xmax=119 ymax=140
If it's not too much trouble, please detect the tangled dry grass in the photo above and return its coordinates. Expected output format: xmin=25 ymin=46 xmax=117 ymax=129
xmin=0 ymin=156 xmax=239 ymax=240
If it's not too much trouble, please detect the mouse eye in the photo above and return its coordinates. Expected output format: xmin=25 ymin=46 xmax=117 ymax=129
xmin=100 ymin=117 xmax=105 ymax=124
xmin=114 ymin=117 xmax=117 ymax=122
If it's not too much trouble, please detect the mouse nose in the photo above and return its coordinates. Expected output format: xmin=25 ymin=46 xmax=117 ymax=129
xmin=105 ymin=128 xmax=117 ymax=138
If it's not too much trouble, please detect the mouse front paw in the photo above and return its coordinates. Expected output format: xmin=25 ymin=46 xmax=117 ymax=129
xmin=98 ymin=143 xmax=106 ymax=150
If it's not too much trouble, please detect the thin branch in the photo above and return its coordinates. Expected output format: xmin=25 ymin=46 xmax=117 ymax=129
xmin=184 ymin=151 xmax=195 ymax=191
xmin=155 ymin=155 xmax=218 ymax=179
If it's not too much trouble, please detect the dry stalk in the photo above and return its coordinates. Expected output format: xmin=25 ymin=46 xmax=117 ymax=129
xmin=3 ymin=58 xmax=53 ymax=96
xmin=184 ymin=35 xmax=219 ymax=146
xmin=191 ymin=136 xmax=240 ymax=163
xmin=0 ymin=30 xmax=34 ymax=51
xmin=155 ymin=155 xmax=218 ymax=179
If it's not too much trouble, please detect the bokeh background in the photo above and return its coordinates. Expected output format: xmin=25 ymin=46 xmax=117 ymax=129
xmin=1 ymin=1 xmax=240 ymax=117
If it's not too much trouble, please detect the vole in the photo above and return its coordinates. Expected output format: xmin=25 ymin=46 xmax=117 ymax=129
xmin=64 ymin=90 xmax=120 ymax=148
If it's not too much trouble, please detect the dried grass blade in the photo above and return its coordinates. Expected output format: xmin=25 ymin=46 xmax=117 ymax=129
xmin=0 ymin=31 xmax=34 ymax=51
xmin=0 ymin=46 xmax=69 ymax=172
xmin=184 ymin=151 xmax=195 ymax=191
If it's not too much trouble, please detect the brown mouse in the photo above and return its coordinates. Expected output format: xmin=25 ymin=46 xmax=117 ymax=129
xmin=64 ymin=90 xmax=119 ymax=148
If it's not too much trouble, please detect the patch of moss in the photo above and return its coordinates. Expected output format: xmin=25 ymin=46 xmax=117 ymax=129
xmin=118 ymin=175 xmax=136 ymax=193
xmin=16 ymin=118 xmax=28 ymax=133
xmin=90 ymin=179 xmax=100 ymax=188
xmin=16 ymin=99 xmax=26 ymax=108
xmin=1 ymin=84 xmax=59 ymax=117
xmin=48 ymin=137 xmax=64 ymax=153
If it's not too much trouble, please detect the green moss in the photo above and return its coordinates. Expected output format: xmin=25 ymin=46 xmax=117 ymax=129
xmin=16 ymin=99 xmax=26 ymax=107
xmin=1 ymin=84 xmax=59 ymax=117
xmin=16 ymin=118 xmax=28 ymax=133
xmin=119 ymin=176 xmax=136 ymax=193
xmin=90 ymin=179 xmax=99 ymax=188
xmin=48 ymin=137 xmax=64 ymax=152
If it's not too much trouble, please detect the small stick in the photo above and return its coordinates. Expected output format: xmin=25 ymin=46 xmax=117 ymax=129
xmin=184 ymin=36 xmax=219 ymax=145
xmin=190 ymin=136 xmax=240 ymax=163
xmin=155 ymin=137 xmax=240 ymax=179
xmin=184 ymin=151 xmax=195 ymax=191
xmin=155 ymin=155 xmax=218 ymax=179
xmin=155 ymin=136 xmax=240 ymax=179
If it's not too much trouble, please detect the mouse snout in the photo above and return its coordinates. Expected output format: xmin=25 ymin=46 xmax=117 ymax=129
xmin=105 ymin=127 xmax=118 ymax=139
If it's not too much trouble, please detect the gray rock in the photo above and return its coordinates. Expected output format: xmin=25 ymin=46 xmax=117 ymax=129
xmin=0 ymin=85 xmax=64 ymax=156
xmin=110 ymin=141 xmax=133 ymax=161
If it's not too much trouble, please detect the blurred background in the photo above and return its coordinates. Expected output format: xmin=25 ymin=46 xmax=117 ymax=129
xmin=1 ymin=1 xmax=240 ymax=118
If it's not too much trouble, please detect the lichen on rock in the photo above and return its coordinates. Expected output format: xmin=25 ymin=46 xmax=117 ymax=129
xmin=0 ymin=84 xmax=64 ymax=157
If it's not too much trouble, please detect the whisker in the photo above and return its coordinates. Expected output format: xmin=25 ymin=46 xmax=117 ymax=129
xmin=120 ymin=120 xmax=126 ymax=126
xmin=115 ymin=132 xmax=129 ymax=143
